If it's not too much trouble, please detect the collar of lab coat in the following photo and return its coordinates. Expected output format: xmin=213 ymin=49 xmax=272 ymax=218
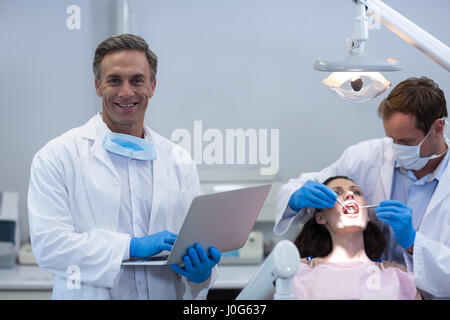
xmin=78 ymin=113 xmax=172 ymax=226
xmin=79 ymin=112 xmax=154 ymax=142
xmin=423 ymin=138 xmax=450 ymax=216
xmin=78 ymin=113 xmax=161 ymax=180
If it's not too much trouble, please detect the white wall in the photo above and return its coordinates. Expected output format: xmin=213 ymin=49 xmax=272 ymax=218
xmin=1 ymin=0 xmax=449 ymax=244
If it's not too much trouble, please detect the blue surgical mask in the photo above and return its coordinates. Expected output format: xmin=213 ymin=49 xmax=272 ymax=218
xmin=392 ymin=118 xmax=447 ymax=170
xmin=102 ymin=131 xmax=157 ymax=160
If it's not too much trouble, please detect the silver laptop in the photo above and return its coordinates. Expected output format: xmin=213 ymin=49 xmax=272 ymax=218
xmin=122 ymin=184 xmax=271 ymax=266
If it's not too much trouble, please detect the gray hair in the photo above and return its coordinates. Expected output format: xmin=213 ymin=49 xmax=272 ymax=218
xmin=93 ymin=33 xmax=158 ymax=81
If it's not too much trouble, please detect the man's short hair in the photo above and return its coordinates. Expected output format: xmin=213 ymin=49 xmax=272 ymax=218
xmin=378 ymin=76 xmax=447 ymax=134
xmin=93 ymin=33 xmax=158 ymax=82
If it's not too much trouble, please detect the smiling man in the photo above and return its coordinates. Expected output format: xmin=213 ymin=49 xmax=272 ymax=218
xmin=28 ymin=34 xmax=221 ymax=300
xmin=94 ymin=48 xmax=155 ymax=136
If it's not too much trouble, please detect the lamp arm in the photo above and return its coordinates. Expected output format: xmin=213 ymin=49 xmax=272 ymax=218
xmin=350 ymin=1 xmax=368 ymax=53
xmin=357 ymin=0 xmax=450 ymax=71
xmin=116 ymin=0 xmax=138 ymax=34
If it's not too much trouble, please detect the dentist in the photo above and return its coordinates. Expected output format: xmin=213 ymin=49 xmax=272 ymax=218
xmin=275 ymin=77 xmax=450 ymax=299
xmin=28 ymin=34 xmax=220 ymax=299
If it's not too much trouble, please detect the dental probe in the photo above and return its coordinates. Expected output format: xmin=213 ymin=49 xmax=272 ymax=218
xmin=336 ymin=198 xmax=347 ymax=208
xmin=359 ymin=204 xmax=378 ymax=209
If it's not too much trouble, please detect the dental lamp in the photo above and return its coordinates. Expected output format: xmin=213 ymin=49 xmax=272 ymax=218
xmin=236 ymin=240 xmax=300 ymax=300
xmin=314 ymin=0 xmax=450 ymax=103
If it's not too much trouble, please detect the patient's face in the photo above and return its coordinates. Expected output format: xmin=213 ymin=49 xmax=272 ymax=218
xmin=315 ymin=178 xmax=369 ymax=234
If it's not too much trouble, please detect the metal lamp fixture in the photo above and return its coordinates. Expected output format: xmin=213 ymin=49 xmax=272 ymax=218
xmin=314 ymin=0 xmax=450 ymax=103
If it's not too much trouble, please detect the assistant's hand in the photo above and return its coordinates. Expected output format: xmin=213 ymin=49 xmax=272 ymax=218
xmin=289 ymin=180 xmax=337 ymax=212
xmin=375 ymin=200 xmax=416 ymax=249
xmin=130 ymin=231 xmax=177 ymax=258
xmin=170 ymin=244 xmax=221 ymax=283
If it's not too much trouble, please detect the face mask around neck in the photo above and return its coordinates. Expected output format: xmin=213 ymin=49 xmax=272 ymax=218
xmin=102 ymin=131 xmax=157 ymax=160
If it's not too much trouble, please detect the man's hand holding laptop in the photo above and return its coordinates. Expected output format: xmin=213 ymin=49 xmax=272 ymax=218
xmin=129 ymin=230 xmax=221 ymax=283
xmin=171 ymin=243 xmax=221 ymax=283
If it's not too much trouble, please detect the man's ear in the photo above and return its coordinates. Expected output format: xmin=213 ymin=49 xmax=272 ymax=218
xmin=433 ymin=118 xmax=446 ymax=137
xmin=95 ymin=78 xmax=102 ymax=97
xmin=148 ymin=78 xmax=157 ymax=99
xmin=315 ymin=212 xmax=327 ymax=225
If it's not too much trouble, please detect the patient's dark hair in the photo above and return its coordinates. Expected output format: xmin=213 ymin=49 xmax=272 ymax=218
xmin=294 ymin=176 xmax=386 ymax=260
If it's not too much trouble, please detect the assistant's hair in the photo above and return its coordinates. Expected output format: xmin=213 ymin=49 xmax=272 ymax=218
xmin=294 ymin=176 xmax=386 ymax=260
xmin=93 ymin=33 xmax=158 ymax=81
xmin=377 ymin=77 xmax=447 ymax=134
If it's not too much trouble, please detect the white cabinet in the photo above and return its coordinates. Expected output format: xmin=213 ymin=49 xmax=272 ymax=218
xmin=0 ymin=265 xmax=53 ymax=300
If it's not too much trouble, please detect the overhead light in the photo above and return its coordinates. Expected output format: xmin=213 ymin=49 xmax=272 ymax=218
xmin=322 ymin=71 xmax=391 ymax=103
xmin=315 ymin=51 xmax=400 ymax=102
xmin=314 ymin=52 xmax=400 ymax=73
xmin=314 ymin=1 xmax=400 ymax=103
xmin=314 ymin=0 xmax=450 ymax=103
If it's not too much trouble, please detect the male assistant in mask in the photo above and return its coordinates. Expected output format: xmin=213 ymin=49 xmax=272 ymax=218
xmin=27 ymin=34 xmax=221 ymax=299
xmin=275 ymin=77 xmax=449 ymax=299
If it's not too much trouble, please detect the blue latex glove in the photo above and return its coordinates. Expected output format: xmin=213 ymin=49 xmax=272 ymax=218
xmin=375 ymin=200 xmax=416 ymax=249
xmin=130 ymin=231 xmax=177 ymax=258
xmin=289 ymin=180 xmax=337 ymax=212
xmin=170 ymin=244 xmax=221 ymax=283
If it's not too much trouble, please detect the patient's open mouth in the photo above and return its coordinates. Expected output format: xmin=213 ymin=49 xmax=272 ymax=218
xmin=342 ymin=200 xmax=359 ymax=215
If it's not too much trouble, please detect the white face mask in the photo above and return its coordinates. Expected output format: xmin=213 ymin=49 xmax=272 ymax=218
xmin=392 ymin=118 xmax=448 ymax=171
xmin=102 ymin=131 xmax=157 ymax=161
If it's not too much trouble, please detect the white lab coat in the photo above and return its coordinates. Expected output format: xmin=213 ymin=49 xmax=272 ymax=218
xmin=274 ymin=137 xmax=450 ymax=299
xmin=28 ymin=113 xmax=216 ymax=299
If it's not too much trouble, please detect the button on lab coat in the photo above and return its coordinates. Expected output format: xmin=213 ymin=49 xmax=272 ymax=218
xmin=274 ymin=137 xmax=450 ymax=299
xmin=28 ymin=113 xmax=216 ymax=299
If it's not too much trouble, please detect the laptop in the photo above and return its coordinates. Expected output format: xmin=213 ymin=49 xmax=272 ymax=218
xmin=122 ymin=184 xmax=272 ymax=266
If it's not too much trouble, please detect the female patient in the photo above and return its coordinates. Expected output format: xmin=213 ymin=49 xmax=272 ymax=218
xmin=293 ymin=176 xmax=420 ymax=299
